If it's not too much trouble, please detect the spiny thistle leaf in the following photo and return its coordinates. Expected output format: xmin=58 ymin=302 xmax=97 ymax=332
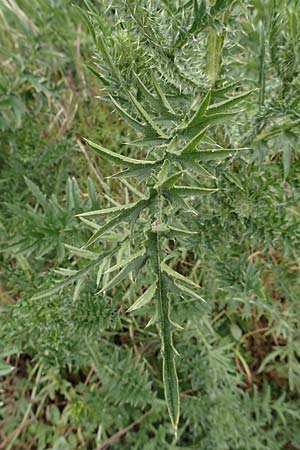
xmin=105 ymin=249 xmax=146 ymax=275
xmin=134 ymin=72 xmax=173 ymax=116
xmin=110 ymin=165 xmax=158 ymax=179
xmin=171 ymin=186 xmax=218 ymax=196
xmin=206 ymin=90 xmax=254 ymax=115
xmin=211 ymin=80 xmax=242 ymax=98
xmin=109 ymin=95 xmax=154 ymax=135
xmin=161 ymin=171 xmax=185 ymax=189
xmin=180 ymin=126 xmax=209 ymax=154
xmin=179 ymin=147 xmax=249 ymax=162
xmin=190 ymin=0 xmax=208 ymax=34
xmin=32 ymin=253 xmax=110 ymax=300
xmin=162 ymin=189 xmax=198 ymax=214
xmin=76 ymin=201 xmax=140 ymax=218
xmin=161 ymin=225 xmax=199 ymax=238
xmin=174 ymin=281 xmax=206 ymax=302
xmin=100 ymin=253 xmax=148 ymax=293
xmin=85 ymin=216 xmax=123 ymax=247
xmin=64 ymin=244 xmax=99 ymax=260
xmin=127 ymin=281 xmax=157 ymax=312
xmin=127 ymin=90 xmax=170 ymax=138
xmin=182 ymin=111 xmax=241 ymax=139
xmin=84 ymin=138 xmax=156 ymax=167
xmin=161 ymin=261 xmax=201 ymax=290
xmin=151 ymin=71 xmax=177 ymax=115
xmin=85 ymin=199 xmax=151 ymax=247
xmin=188 ymin=90 xmax=211 ymax=127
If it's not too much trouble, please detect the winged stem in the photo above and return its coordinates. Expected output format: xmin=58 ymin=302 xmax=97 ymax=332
xmin=149 ymin=193 xmax=180 ymax=431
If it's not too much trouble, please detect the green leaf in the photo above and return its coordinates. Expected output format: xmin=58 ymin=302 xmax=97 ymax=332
xmin=163 ymin=171 xmax=185 ymax=189
xmin=258 ymin=21 xmax=266 ymax=107
xmin=174 ymin=281 xmax=205 ymax=302
xmin=109 ymin=95 xmax=152 ymax=134
xmin=134 ymin=136 xmax=170 ymax=147
xmin=191 ymin=0 xmax=208 ymax=33
xmin=0 ymin=348 xmax=19 ymax=358
xmin=211 ymin=80 xmax=241 ymax=98
xmin=162 ymin=189 xmax=190 ymax=209
xmin=84 ymin=138 xmax=156 ymax=167
xmin=48 ymin=404 xmax=61 ymax=426
xmin=134 ymin=72 xmax=169 ymax=115
xmin=71 ymin=178 xmax=81 ymax=209
xmin=105 ymin=249 xmax=146 ymax=274
xmin=100 ymin=254 xmax=148 ymax=292
xmin=206 ymin=27 xmax=224 ymax=84
xmin=76 ymin=201 xmax=139 ymax=218
xmin=87 ymin=177 xmax=99 ymax=206
xmin=155 ymin=159 xmax=170 ymax=188
xmin=283 ymin=145 xmax=292 ymax=180
xmin=206 ymin=90 xmax=253 ymax=115
xmin=145 ymin=313 xmax=158 ymax=329
xmin=73 ymin=5 xmax=96 ymax=44
xmin=210 ymin=0 xmax=237 ymax=16
xmin=110 ymin=165 xmax=158 ymax=179
xmin=66 ymin=178 xmax=75 ymax=211
xmin=162 ymin=189 xmax=198 ymax=214
xmin=127 ymin=91 xmax=169 ymax=138
xmin=127 ymin=281 xmax=157 ymax=312
xmin=164 ymin=225 xmax=199 ymax=238
xmin=85 ymin=199 xmax=150 ymax=247
xmin=0 ymin=360 xmax=14 ymax=376
xmin=32 ymin=254 xmax=109 ymax=300
xmin=179 ymin=147 xmax=249 ymax=162
xmin=162 ymin=337 xmax=180 ymax=432
xmin=183 ymin=111 xmax=240 ymax=139
xmin=86 ymin=65 xmax=108 ymax=85
xmin=151 ymin=72 xmax=177 ymax=115
xmin=85 ymin=215 xmax=121 ymax=247
xmin=224 ymin=171 xmax=245 ymax=191
xmin=230 ymin=323 xmax=242 ymax=341
xmin=79 ymin=216 xmax=101 ymax=230
xmin=161 ymin=261 xmax=200 ymax=290
xmin=64 ymin=244 xmax=99 ymax=260
xmin=188 ymin=90 xmax=211 ymax=127
xmin=171 ymin=186 xmax=218 ymax=196
xmin=179 ymin=160 xmax=216 ymax=179
xmin=254 ymin=119 xmax=300 ymax=141
xmin=96 ymin=259 xmax=107 ymax=287
xmin=54 ymin=268 xmax=78 ymax=276
xmin=24 ymin=177 xmax=47 ymax=209
xmin=283 ymin=131 xmax=296 ymax=179
xmin=95 ymin=29 xmax=123 ymax=85
xmin=83 ymin=0 xmax=99 ymax=16
xmin=121 ymin=179 xmax=147 ymax=199
xmin=73 ymin=278 xmax=85 ymax=303
xmin=180 ymin=126 xmax=209 ymax=154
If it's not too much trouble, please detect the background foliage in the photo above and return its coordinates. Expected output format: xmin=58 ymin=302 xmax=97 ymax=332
xmin=1 ymin=0 xmax=300 ymax=449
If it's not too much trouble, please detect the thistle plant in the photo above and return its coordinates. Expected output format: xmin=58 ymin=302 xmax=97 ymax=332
xmin=2 ymin=1 xmax=300 ymax=448
xmin=34 ymin=0 xmax=253 ymax=430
